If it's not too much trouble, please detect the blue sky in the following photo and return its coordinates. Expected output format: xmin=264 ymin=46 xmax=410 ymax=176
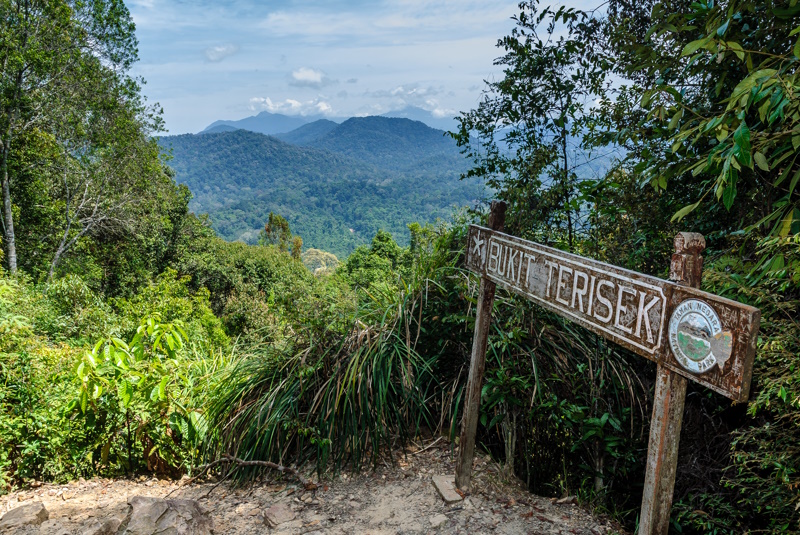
xmin=126 ymin=0 xmax=535 ymax=134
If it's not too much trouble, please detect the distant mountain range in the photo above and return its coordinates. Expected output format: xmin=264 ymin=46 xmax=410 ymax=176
xmin=199 ymin=106 xmax=458 ymax=137
xmin=161 ymin=116 xmax=482 ymax=256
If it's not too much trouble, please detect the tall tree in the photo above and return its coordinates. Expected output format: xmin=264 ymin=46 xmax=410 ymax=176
xmin=0 ymin=0 xmax=137 ymax=273
xmin=451 ymin=1 xmax=607 ymax=248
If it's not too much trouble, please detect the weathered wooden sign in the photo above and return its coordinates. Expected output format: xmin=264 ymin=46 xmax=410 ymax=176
xmin=464 ymin=225 xmax=760 ymax=401
xmin=454 ymin=202 xmax=761 ymax=535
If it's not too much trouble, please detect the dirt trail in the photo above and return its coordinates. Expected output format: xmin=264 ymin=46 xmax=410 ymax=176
xmin=1 ymin=439 xmax=623 ymax=534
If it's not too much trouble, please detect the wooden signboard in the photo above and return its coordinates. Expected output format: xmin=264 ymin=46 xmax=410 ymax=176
xmin=463 ymin=225 xmax=760 ymax=401
xmin=455 ymin=202 xmax=761 ymax=535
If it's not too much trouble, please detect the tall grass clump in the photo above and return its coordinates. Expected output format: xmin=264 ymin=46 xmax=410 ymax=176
xmin=205 ymin=225 xmax=455 ymax=478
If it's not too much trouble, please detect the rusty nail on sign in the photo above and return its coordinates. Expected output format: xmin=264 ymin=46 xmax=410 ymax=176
xmin=457 ymin=219 xmax=761 ymax=533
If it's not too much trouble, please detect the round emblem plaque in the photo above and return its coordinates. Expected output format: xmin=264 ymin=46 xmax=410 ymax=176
xmin=668 ymin=299 xmax=732 ymax=374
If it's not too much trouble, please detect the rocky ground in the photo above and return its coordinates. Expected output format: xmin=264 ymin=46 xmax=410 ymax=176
xmin=0 ymin=438 xmax=625 ymax=534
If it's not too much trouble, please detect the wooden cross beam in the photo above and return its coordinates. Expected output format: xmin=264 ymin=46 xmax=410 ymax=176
xmin=456 ymin=202 xmax=761 ymax=534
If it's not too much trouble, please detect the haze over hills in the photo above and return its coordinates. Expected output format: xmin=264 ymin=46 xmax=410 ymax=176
xmin=199 ymin=106 xmax=457 ymax=137
xmin=161 ymin=118 xmax=483 ymax=256
xmin=273 ymin=119 xmax=339 ymax=145
xmin=381 ymin=107 xmax=458 ymax=131
xmin=203 ymin=111 xmax=313 ymax=136
xmin=284 ymin=116 xmax=466 ymax=174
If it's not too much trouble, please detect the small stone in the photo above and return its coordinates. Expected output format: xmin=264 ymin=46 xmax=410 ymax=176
xmin=81 ymin=517 xmax=122 ymax=535
xmin=123 ymin=496 xmax=213 ymax=535
xmin=263 ymin=503 xmax=296 ymax=527
xmin=429 ymin=513 xmax=449 ymax=528
xmin=0 ymin=502 xmax=48 ymax=531
xmin=432 ymin=475 xmax=463 ymax=504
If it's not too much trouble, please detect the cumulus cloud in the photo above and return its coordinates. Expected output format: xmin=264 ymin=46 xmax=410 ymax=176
xmin=249 ymin=96 xmax=334 ymax=116
xmin=360 ymin=84 xmax=456 ymax=121
xmin=289 ymin=67 xmax=336 ymax=88
xmin=365 ymin=84 xmax=440 ymax=99
xmin=204 ymin=43 xmax=239 ymax=62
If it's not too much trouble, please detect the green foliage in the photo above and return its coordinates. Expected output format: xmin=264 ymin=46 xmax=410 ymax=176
xmin=301 ymin=248 xmax=339 ymax=276
xmin=113 ymin=269 xmax=228 ymax=350
xmin=259 ymin=212 xmax=292 ymax=251
xmin=342 ymin=230 xmax=407 ymax=289
xmin=626 ymin=1 xmax=800 ymax=237
xmin=451 ymin=1 xmax=607 ymax=247
xmin=206 ymin=228 xmax=439 ymax=478
xmin=72 ymin=316 xmax=215 ymax=474
xmin=159 ymin=128 xmax=483 ymax=257
xmin=0 ymin=276 xmax=92 ymax=488
xmin=0 ymin=0 xmax=165 ymax=279
xmin=38 ymin=275 xmax=117 ymax=343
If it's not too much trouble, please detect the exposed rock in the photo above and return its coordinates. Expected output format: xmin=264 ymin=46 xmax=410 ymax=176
xmin=263 ymin=502 xmax=296 ymax=527
xmin=0 ymin=502 xmax=48 ymax=532
xmin=119 ymin=496 xmax=213 ymax=535
xmin=81 ymin=517 xmax=122 ymax=535
xmin=431 ymin=475 xmax=463 ymax=504
xmin=429 ymin=513 xmax=449 ymax=528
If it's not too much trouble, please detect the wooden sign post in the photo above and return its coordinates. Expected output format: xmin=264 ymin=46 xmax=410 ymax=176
xmin=455 ymin=201 xmax=506 ymax=491
xmin=456 ymin=204 xmax=761 ymax=534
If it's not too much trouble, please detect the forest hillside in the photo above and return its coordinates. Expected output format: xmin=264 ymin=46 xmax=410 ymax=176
xmin=160 ymin=119 xmax=479 ymax=256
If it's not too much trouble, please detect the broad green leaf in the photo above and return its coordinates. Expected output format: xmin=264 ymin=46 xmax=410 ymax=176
xmin=119 ymin=380 xmax=133 ymax=409
xmin=682 ymin=37 xmax=711 ymax=57
xmin=726 ymin=41 xmax=745 ymax=60
xmin=729 ymin=69 xmax=778 ymax=109
xmin=723 ymin=183 xmax=737 ymax=210
xmin=758 ymin=98 xmax=772 ymax=122
xmin=101 ymin=441 xmax=111 ymax=465
xmin=668 ymin=108 xmax=683 ymax=130
xmin=734 ymin=123 xmax=751 ymax=152
xmin=671 ymin=200 xmax=702 ymax=221
xmin=779 ymin=212 xmax=795 ymax=237
xmin=790 ymin=167 xmax=800 ymax=195
xmin=775 ymin=155 xmax=798 ymax=186
xmin=754 ymin=152 xmax=770 ymax=171
xmin=158 ymin=376 xmax=168 ymax=401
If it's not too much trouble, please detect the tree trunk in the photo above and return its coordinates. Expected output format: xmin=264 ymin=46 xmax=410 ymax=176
xmin=1 ymin=135 xmax=17 ymax=274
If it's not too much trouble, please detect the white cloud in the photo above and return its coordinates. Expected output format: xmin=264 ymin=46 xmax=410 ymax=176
xmin=128 ymin=0 xmax=155 ymax=8
xmin=204 ymin=44 xmax=239 ymax=62
xmin=289 ymin=67 xmax=336 ymax=88
xmin=367 ymin=84 xmax=440 ymax=99
xmin=249 ymin=96 xmax=334 ymax=116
